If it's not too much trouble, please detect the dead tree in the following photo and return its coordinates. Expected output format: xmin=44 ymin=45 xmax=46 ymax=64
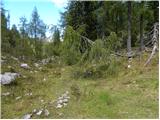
xmin=144 ymin=22 xmax=159 ymax=66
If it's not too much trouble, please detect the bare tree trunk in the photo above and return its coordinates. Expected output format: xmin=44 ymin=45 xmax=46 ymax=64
xmin=127 ymin=1 xmax=132 ymax=58
xmin=140 ymin=14 xmax=144 ymax=51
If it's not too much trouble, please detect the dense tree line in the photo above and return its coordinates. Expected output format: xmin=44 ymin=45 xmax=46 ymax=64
xmin=61 ymin=1 xmax=158 ymax=49
xmin=1 ymin=5 xmax=60 ymax=60
xmin=1 ymin=1 xmax=158 ymax=65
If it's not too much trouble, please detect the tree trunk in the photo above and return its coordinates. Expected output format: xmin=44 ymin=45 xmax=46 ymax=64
xmin=127 ymin=1 xmax=132 ymax=57
xmin=140 ymin=14 xmax=144 ymax=51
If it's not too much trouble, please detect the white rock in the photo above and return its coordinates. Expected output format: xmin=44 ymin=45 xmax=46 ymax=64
xmin=56 ymin=104 xmax=63 ymax=108
xmin=16 ymin=96 xmax=22 ymax=100
xmin=43 ymin=78 xmax=46 ymax=81
xmin=25 ymin=92 xmax=32 ymax=96
xmin=21 ymin=63 xmax=29 ymax=69
xmin=63 ymin=99 xmax=68 ymax=103
xmin=62 ymin=93 xmax=67 ymax=98
xmin=40 ymin=99 xmax=44 ymax=103
xmin=22 ymin=114 xmax=32 ymax=119
xmin=1 ymin=59 xmax=5 ymax=64
xmin=57 ymin=99 xmax=63 ymax=104
xmin=11 ymin=56 xmax=18 ymax=61
xmin=32 ymin=109 xmax=37 ymax=113
xmin=44 ymin=109 xmax=49 ymax=116
xmin=58 ymin=96 xmax=63 ymax=100
xmin=65 ymin=96 xmax=70 ymax=99
xmin=2 ymin=92 xmax=10 ymax=96
xmin=63 ymin=103 xmax=67 ymax=106
xmin=36 ymin=110 xmax=43 ymax=115
xmin=34 ymin=63 xmax=39 ymax=67
xmin=0 ymin=72 xmax=19 ymax=85
xmin=128 ymin=65 xmax=131 ymax=68
xmin=65 ymin=91 xmax=69 ymax=94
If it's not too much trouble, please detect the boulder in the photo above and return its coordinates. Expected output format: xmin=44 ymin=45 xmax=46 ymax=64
xmin=0 ymin=72 xmax=19 ymax=85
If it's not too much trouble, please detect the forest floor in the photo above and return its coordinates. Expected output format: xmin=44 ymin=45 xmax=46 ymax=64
xmin=1 ymin=52 xmax=159 ymax=119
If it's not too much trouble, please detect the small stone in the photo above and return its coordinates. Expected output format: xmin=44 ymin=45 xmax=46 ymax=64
xmin=57 ymin=99 xmax=63 ymax=104
xmin=25 ymin=92 xmax=32 ymax=96
xmin=63 ymin=99 xmax=68 ymax=103
xmin=58 ymin=96 xmax=63 ymax=100
xmin=16 ymin=96 xmax=22 ymax=100
xmin=21 ymin=63 xmax=29 ymax=69
xmin=44 ymin=109 xmax=49 ymax=116
xmin=43 ymin=78 xmax=46 ymax=81
xmin=2 ymin=92 xmax=10 ymax=96
xmin=36 ymin=110 xmax=43 ymax=115
xmin=40 ymin=99 xmax=44 ymax=103
xmin=63 ymin=103 xmax=67 ymax=106
xmin=56 ymin=104 xmax=63 ymax=108
xmin=128 ymin=65 xmax=131 ymax=68
xmin=22 ymin=114 xmax=32 ymax=119
xmin=32 ymin=109 xmax=37 ymax=113
xmin=65 ymin=96 xmax=70 ymax=99
xmin=34 ymin=63 xmax=39 ymax=67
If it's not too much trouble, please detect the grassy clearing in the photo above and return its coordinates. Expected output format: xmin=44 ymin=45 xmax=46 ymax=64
xmin=1 ymin=52 xmax=158 ymax=119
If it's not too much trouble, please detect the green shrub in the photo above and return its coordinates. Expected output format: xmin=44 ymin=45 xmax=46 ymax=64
xmin=61 ymin=26 xmax=82 ymax=65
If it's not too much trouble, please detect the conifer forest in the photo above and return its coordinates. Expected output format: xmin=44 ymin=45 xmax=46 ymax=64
xmin=1 ymin=0 xmax=159 ymax=119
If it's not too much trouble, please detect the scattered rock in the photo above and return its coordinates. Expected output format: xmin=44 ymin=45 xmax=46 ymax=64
xmin=34 ymin=63 xmax=39 ymax=67
xmin=56 ymin=104 xmax=63 ymax=109
xmin=1 ymin=59 xmax=5 ymax=64
xmin=63 ymin=99 xmax=68 ymax=103
xmin=36 ymin=109 xmax=43 ymax=115
xmin=16 ymin=96 xmax=22 ymax=100
xmin=2 ymin=92 xmax=10 ymax=96
xmin=32 ymin=109 xmax=37 ymax=114
xmin=0 ymin=72 xmax=20 ymax=85
xmin=57 ymin=99 xmax=63 ymax=104
xmin=40 ymin=99 xmax=44 ymax=103
xmin=11 ymin=56 xmax=19 ymax=61
xmin=43 ymin=78 xmax=46 ymax=81
xmin=55 ymin=91 xmax=70 ymax=109
xmin=1 ymin=56 xmax=6 ymax=59
xmin=44 ymin=109 xmax=49 ymax=116
xmin=63 ymin=103 xmax=67 ymax=106
xmin=127 ymin=64 xmax=131 ymax=68
xmin=21 ymin=63 xmax=30 ymax=69
xmin=22 ymin=114 xmax=32 ymax=119
xmin=25 ymin=92 xmax=32 ymax=96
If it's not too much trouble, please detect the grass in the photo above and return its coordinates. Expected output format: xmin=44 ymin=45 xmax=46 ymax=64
xmin=1 ymin=52 xmax=159 ymax=118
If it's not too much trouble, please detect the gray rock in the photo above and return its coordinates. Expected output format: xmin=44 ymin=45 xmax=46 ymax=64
xmin=57 ymin=99 xmax=63 ymax=104
xmin=32 ymin=109 xmax=37 ymax=114
xmin=44 ymin=109 xmax=49 ymax=116
xmin=16 ymin=96 xmax=22 ymax=100
xmin=22 ymin=114 xmax=32 ymax=119
xmin=63 ymin=103 xmax=67 ymax=106
xmin=0 ymin=72 xmax=19 ymax=85
xmin=11 ymin=56 xmax=19 ymax=61
xmin=21 ymin=63 xmax=30 ymax=69
xmin=34 ymin=63 xmax=39 ymax=67
xmin=56 ymin=104 xmax=63 ymax=109
xmin=36 ymin=109 xmax=43 ymax=115
xmin=2 ymin=92 xmax=10 ymax=96
xmin=63 ymin=99 xmax=68 ymax=103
